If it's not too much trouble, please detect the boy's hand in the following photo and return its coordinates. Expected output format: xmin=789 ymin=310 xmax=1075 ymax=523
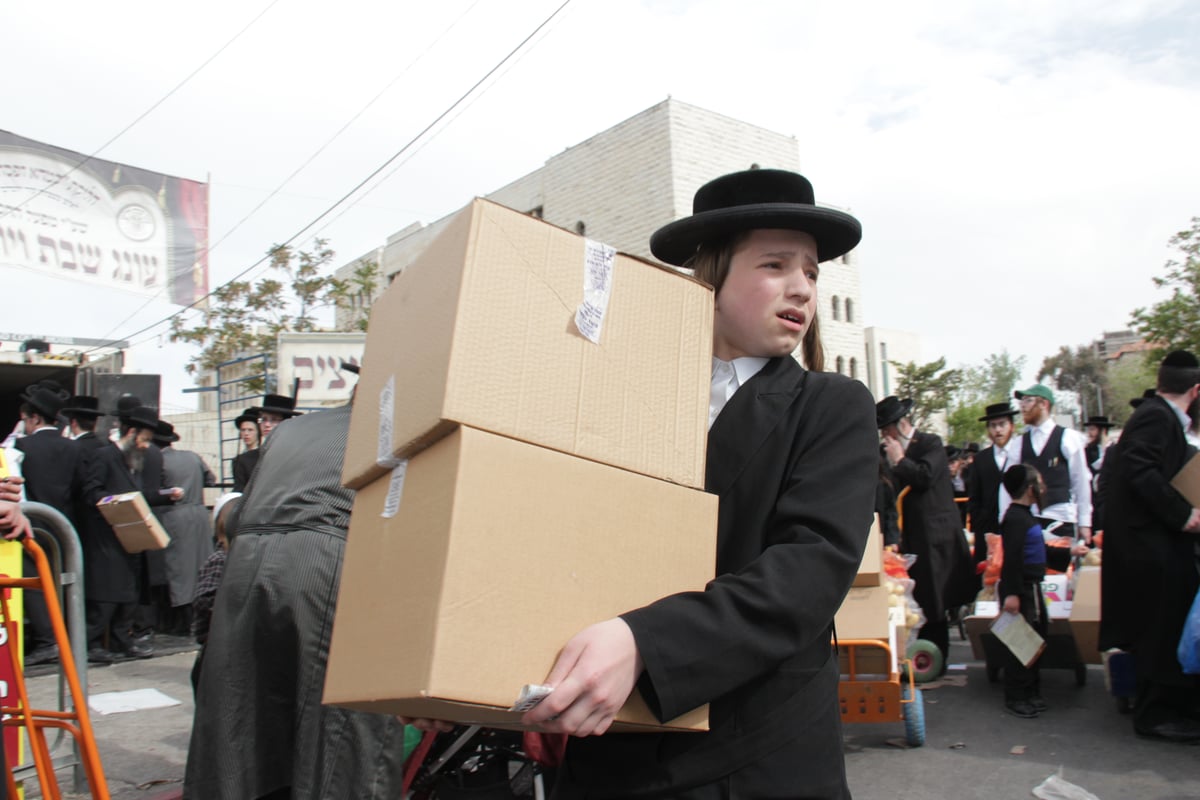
xmin=1002 ymin=595 xmax=1020 ymax=615
xmin=522 ymin=618 xmax=642 ymax=737
xmin=0 ymin=476 xmax=24 ymax=504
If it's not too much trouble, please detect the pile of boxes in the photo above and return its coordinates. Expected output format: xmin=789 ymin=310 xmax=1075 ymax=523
xmin=833 ymin=520 xmax=900 ymax=675
xmin=323 ymin=199 xmax=718 ymax=732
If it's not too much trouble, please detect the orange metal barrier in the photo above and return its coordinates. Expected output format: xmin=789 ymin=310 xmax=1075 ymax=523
xmin=1 ymin=537 xmax=109 ymax=799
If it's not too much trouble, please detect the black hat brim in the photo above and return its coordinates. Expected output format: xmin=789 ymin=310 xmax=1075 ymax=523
xmin=253 ymin=406 xmax=302 ymax=418
xmin=978 ymin=410 xmax=1018 ymax=422
xmin=61 ymin=408 xmax=105 ymax=419
xmin=876 ymin=398 xmax=914 ymax=429
xmin=650 ymin=204 xmax=862 ymax=267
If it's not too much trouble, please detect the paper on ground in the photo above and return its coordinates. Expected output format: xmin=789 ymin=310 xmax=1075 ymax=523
xmin=88 ymin=688 xmax=181 ymax=715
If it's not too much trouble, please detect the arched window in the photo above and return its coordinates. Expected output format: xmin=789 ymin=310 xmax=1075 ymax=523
xmin=849 ymin=357 xmax=858 ymax=379
xmin=831 ymin=296 xmax=840 ymax=321
xmin=845 ymin=298 xmax=854 ymax=324
xmin=836 ymin=356 xmax=845 ymax=374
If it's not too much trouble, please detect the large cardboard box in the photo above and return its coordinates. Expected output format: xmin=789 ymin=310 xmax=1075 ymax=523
xmin=1170 ymin=452 xmax=1200 ymax=506
xmin=1069 ymin=566 xmax=1102 ymax=664
xmin=851 ymin=515 xmax=883 ymax=588
xmin=96 ymin=492 xmax=170 ymax=553
xmin=834 ymin=585 xmax=891 ymax=640
xmin=342 ymin=199 xmax=713 ymax=491
xmin=325 ymin=426 xmax=716 ymax=731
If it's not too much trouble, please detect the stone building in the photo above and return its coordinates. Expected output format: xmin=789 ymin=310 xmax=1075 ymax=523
xmin=335 ymin=98 xmax=866 ymax=379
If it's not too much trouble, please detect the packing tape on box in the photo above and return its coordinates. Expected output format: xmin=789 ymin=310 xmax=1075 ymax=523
xmin=381 ymin=460 xmax=408 ymax=519
xmin=377 ymin=374 xmax=404 ymax=469
xmin=574 ymin=239 xmax=616 ymax=344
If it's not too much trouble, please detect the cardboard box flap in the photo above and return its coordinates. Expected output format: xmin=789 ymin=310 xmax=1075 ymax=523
xmin=1170 ymin=452 xmax=1200 ymax=507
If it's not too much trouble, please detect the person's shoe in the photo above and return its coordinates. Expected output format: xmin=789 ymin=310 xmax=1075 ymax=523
xmin=122 ymin=642 xmax=155 ymax=660
xmin=1005 ymin=700 xmax=1040 ymax=719
xmin=25 ymin=644 xmax=59 ymax=666
xmin=1134 ymin=720 xmax=1200 ymax=744
xmin=87 ymin=648 xmax=115 ymax=665
xmin=1028 ymin=696 xmax=1048 ymax=713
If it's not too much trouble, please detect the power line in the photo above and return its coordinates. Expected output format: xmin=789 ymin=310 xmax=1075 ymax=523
xmin=92 ymin=0 xmax=576 ymax=355
xmin=93 ymin=0 xmax=485 ymax=344
xmin=0 ymin=0 xmax=280 ymax=222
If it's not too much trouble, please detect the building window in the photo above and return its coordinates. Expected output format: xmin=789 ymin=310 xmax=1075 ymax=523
xmin=528 ymin=206 xmax=544 ymax=219
xmin=836 ymin=356 xmax=845 ymax=375
xmin=831 ymin=296 xmax=840 ymax=321
xmin=849 ymin=357 xmax=858 ymax=379
xmin=575 ymin=221 xmax=586 ymax=236
xmin=845 ymin=298 xmax=854 ymax=324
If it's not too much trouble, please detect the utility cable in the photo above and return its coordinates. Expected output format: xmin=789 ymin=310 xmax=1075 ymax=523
xmin=88 ymin=0 xmax=575 ymax=355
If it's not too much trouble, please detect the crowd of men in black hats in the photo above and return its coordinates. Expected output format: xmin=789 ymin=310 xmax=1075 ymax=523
xmin=0 ymin=381 xmax=298 ymax=666
xmin=873 ymin=350 xmax=1200 ymax=743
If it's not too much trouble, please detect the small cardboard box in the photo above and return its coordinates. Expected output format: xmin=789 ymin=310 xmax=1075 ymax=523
xmin=96 ymin=492 xmax=170 ymax=553
xmin=1069 ymin=566 xmax=1102 ymax=664
xmin=324 ymin=426 xmax=716 ymax=732
xmin=342 ymin=198 xmax=713 ymax=491
xmin=1041 ymin=573 xmax=1072 ymax=619
xmin=1170 ymin=452 xmax=1200 ymax=506
xmin=851 ymin=515 xmax=883 ymax=587
xmin=834 ymin=585 xmax=891 ymax=640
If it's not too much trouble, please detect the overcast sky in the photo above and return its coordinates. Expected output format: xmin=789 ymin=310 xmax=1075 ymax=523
xmin=5 ymin=0 xmax=1199 ymax=412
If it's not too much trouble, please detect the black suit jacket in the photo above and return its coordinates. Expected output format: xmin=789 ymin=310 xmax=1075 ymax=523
xmin=15 ymin=428 xmax=83 ymax=526
xmin=966 ymin=443 xmax=1006 ymax=561
xmin=1098 ymin=396 xmax=1198 ymax=683
xmin=80 ymin=443 xmax=144 ymax=603
xmin=563 ymin=358 xmax=877 ymax=797
xmin=892 ymin=430 xmax=974 ymax=616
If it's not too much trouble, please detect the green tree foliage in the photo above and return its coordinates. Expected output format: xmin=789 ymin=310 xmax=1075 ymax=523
xmin=170 ymin=239 xmax=381 ymax=379
xmin=1106 ymin=355 xmax=1157 ymax=426
xmin=890 ymin=357 xmax=962 ymax=432
xmin=947 ymin=350 xmax=1026 ymax=446
xmin=1131 ymin=217 xmax=1200 ymax=358
xmin=1038 ymin=345 xmax=1110 ymax=420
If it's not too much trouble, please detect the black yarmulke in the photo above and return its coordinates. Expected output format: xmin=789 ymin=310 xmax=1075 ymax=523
xmin=1162 ymin=350 xmax=1199 ymax=368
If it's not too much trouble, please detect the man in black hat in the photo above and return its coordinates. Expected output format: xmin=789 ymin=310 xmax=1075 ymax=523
xmin=13 ymin=381 xmax=81 ymax=665
xmin=81 ymin=406 xmax=180 ymax=663
xmin=967 ymin=402 xmax=1023 ymax=569
xmin=62 ymin=395 xmax=106 ymax=450
xmin=1083 ymin=415 xmax=1115 ymax=478
xmin=1098 ymin=350 xmax=1200 ymax=743
xmin=877 ymin=396 xmax=973 ymax=667
xmin=252 ymin=393 xmax=303 ymax=441
xmin=230 ymin=408 xmax=262 ymax=492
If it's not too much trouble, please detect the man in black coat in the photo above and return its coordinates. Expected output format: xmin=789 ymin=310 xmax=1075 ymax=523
xmin=1098 ymin=350 xmax=1200 ymax=743
xmin=81 ymin=406 xmax=180 ymax=663
xmin=967 ymin=402 xmax=1022 ymax=568
xmin=878 ymin=396 xmax=973 ymax=665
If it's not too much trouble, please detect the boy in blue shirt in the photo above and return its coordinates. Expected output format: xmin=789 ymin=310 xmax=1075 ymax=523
xmin=999 ymin=463 xmax=1087 ymax=718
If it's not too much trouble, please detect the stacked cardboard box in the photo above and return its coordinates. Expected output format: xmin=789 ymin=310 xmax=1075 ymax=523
xmin=324 ymin=199 xmax=718 ymax=731
xmin=96 ymin=492 xmax=170 ymax=553
xmin=1069 ymin=566 xmax=1102 ymax=664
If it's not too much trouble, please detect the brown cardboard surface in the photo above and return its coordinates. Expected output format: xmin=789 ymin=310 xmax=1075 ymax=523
xmin=342 ymin=198 xmax=713 ymax=491
xmin=834 ymin=585 xmax=891 ymax=640
xmin=1069 ymin=565 xmax=1102 ymax=664
xmin=1170 ymin=452 xmax=1200 ymax=507
xmin=325 ymin=426 xmax=716 ymax=732
xmin=96 ymin=492 xmax=170 ymax=553
xmin=851 ymin=515 xmax=883 ymax=587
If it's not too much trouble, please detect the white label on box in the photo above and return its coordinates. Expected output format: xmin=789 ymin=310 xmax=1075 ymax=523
xmin=381 ymin=460 xmax=408 ymax=518
xmin=377 ymin=374 xmax=401 ymax=468
xmin=574 ymin=239 xmax=616 ymax=344
xmin=974 ymin=600 xmax=1000 ymax=617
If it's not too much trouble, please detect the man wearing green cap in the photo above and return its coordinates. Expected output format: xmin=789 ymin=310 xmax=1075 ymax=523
xmin=1013 ymin=383 xmax=1093 ymax=545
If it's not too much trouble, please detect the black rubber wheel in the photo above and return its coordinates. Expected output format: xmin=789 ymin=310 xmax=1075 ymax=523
xmin=902 ymin=686 xmax=926 ymax=747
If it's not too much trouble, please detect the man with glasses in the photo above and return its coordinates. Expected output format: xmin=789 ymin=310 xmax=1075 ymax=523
xmin=1013 ymin=384 xmax=1093 ymax=545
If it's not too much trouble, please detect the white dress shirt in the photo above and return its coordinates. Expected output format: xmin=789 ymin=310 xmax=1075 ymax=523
xmin=994 ymin=436 xmax=1022 ymax=524
xmin=1019 ymin=417 xmax=1093 ymax=527
xmin=708 ymin=357 xmax=769 ymax=429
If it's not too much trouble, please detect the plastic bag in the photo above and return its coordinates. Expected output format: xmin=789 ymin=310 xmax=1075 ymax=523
xmin=1032 ymin=769 xmax=1100 ymax=800
xmin=1178 ymin=586 xmax=1200 ymax=675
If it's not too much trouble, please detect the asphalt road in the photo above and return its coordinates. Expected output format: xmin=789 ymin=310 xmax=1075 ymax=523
xmin=16 ymin=634 xmax=1200 ymax=799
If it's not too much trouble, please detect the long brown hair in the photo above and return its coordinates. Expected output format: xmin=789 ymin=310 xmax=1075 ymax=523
xmin=685 ymin=234 xmax=826 ymax=372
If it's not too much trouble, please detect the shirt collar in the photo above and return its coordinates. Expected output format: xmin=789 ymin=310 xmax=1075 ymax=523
xmin=1167 ymin=398 xmax=1191 ymax=431
xmin=730 ymin=357 xmax=769 ymax=387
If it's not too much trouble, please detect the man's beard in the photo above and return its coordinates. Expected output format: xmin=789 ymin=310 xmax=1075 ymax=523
xmin=120 ymin=438 xmax=145 ymax=473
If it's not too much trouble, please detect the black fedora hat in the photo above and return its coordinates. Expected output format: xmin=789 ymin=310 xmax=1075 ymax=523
xmin=649 ymin=169 xmax=862 ymax=267
xmin=253 ymin=394 xmax=302 ymax=418
xmin=113 ymin=394 xmax=143 ymax=420
xmin=1130 ymin=388 xmax=1156 ymax=409
xmin=875 ymin=396 xmax=914 ymax=429
xmin=1082 ymin=415 xmax=1115 ymax=429
xmin=978 ymin=402 xmax=1018 ymax=422
xmin=124 ymin=405 xmax=160 ymax=432
xmin=153 ymin=419 xmax=180 ymax=445
xmin=61 ymin=395 xmax=104 ymax=419
xmin=233 ymin=407 xmax=261 ymax=428
xmin=20 ymin=382 xmax=70 ymax=421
